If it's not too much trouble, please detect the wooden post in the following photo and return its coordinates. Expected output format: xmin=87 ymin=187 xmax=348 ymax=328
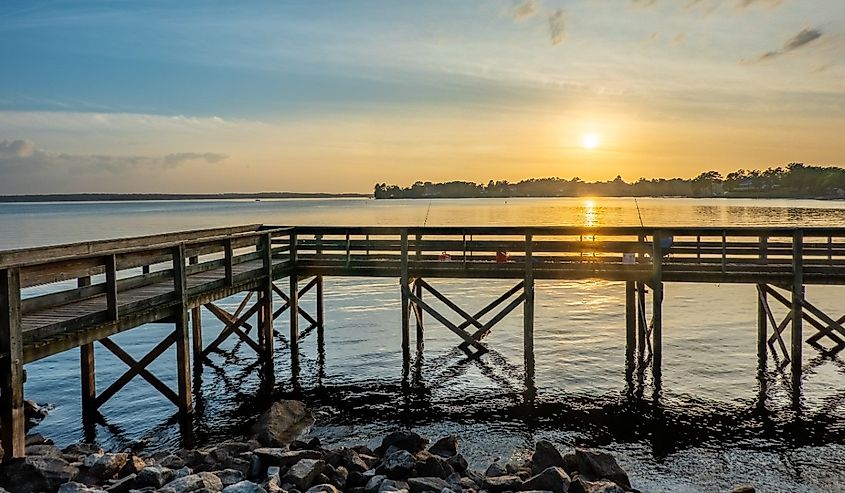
xmin=625 ymin=281 xmax=636 ymax=359
xmin=188 ymin=256 xmax=202 ymax=364
xmin=792 ymin=230 xmax=804 ymax=394
xmin=757 ymin=236 xmax=768 ymax=368
xmin=415 ymin=280 xmax=424 ymax=346
xmin=400 ymin=230 xmax=411 ymax=364
xmin=289 ymin=230 xmax=300 ymax=368
xmin=652 ymin=231 xmax=663 ymax=377
xmin=78 ymin=276 xmax=96 ymax=424
xmin=224 ymin=239 xmax=234 ymax=286
xmin=172 ymin=245 xmax=192 ymax=415
xmin=105 ymin=254 xmax=118 ymax=320
xmin=261 ymin=234 xmax=274 ymax=365
xmin=0 ymin=268 xmax=24 ymax=460
xmin=316 ymin=276 xmax=325 ymax=351
xmin=636 ymin=281 xmax=646 ymax=358
xmin=524 ymin=232 xmax=535 ymax=381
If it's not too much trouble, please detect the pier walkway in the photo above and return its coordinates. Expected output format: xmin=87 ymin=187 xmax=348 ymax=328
xmin=2 ymin=224 xmax=845 ymax=459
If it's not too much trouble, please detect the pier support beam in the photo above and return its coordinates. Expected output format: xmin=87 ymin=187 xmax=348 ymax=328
xmin=289 ymin=230 xmax=300 ymax=375
xmin=524 ymin=233 xmax=535 ymax=383
xmin=260 ymin=234 xmax=274 ymax=370
xmin=78 ymin=276 xmax=96 ymax=427
xmin=625 ymin=281 xmax=636 ymax=360
xmin=189 ymin=256 xmax=203 ymax=364
xmin=791 ymin=231 xmax=804 ymax=396
xmin=173 ymin=245 xmax=192 ymax=416
xmin=414 ymin=281 xmax=424 ymax=350
xmin=316 ymin=276 xmax=325 ymax=351
xmin=757 ymin=235 xmax=768 ymax=369
xmin=652 ymin=232 xmax=664 ymax=378
xmin=0 ymin=267 xmax=24 ymax=461
xmin=400 ymin=230 xmax=411 ymax=366
xmin=636 ymin=281 xmax=646 ymax=360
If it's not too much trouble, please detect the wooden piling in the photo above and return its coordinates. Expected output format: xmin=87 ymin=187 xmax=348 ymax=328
xmin=757 ymin=236 xmax=768 ymax=367
xmin=652 ymin=231 xmax=664 ymax=376
xmin=524 ymin=232 xmax=535 ymax=379
xmin=78 ymin=276 xmax=96 ymax=422
xmin=289 ymin=230 xmax=300 ymax=368
xmin=636 ymin=281 xmax=646 ymax=357
xmin=0 ymin=267 xmax=24 ymax=460
xmin=316 ymin=276 xmax=325 ymax=350
xmin=791 ymin=230 xmax=804 ymax=393
xmin=260 ymin=233 xmax=274 ymax=365
xmin=625 ymin=281 xmax=636 ymax=358
xmin=189 ymin=256 xmax=203 ymax=363
xmin=415 ymin=280 xmax=424 ymax=346
xmin=172 ymin=245 xmax=192 ymax=415
xmin=400 ymin=230 xmax=411 ymax=364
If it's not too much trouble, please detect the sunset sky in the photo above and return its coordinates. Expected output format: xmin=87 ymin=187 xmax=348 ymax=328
xmin=1 ymin=1 xmax=843 ymax=194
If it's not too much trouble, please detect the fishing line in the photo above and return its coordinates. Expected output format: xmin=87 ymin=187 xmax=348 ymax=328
xmin=422 ymin=198 xmax=433 ymax=226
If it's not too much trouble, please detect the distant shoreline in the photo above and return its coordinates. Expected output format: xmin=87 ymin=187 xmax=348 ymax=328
xmin=0 ymin=192 xmax=371 ymax=203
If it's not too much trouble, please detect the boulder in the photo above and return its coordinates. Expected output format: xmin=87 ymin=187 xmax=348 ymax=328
xmin=164 ymin=471 xmax=224 ymax=492
xmin=569 ymin=478 xmax=624 ymax=493
xmin=378 ymin=450 xmax=415 ymax=479
xmin=485 ymin=461 xmax=508 ymax=477
xmin=414 ymin=453 xmax=453 ymax=479
xmin=24 ymin=443 xmax=63 ymax=458
xmin=216 ymin=469 xmax=246 ymax=487
xmin=482 ymin=474 xmax=523 ymax=493
xmin=571 ymin=449 xmax=630 ymax=490
xmin=407 ymin=477 xmax=449 ymax=493
xmin=251 ymin=400 xmax=315 ymax=447
xmin=306 ymin=485 xmax=341 ymax=493
xmin=222 ymin=481 xmax=267 ymax=493
xmin=86 ymin=453 xmax=129 ymax=482
xmin=105 ymin=473 xmax=137 ymax=493
xmin=342 ymin=448 xmax=369 ymax=473
xmin=0 ymin=456 xmax=80 ymax=493
xmin=519 ymin=466 xmax=571 ymax=493
xmin=57 ymin=482 xmax=106 ymax=493
xmin=365 ymin=474 xmax=387 ymax=493
xmin=445 ymin=454 xmax=467 ymax=473
xmin=254 ymin=448 xmax=323 ymax=467
xmin=118 ymin=455 xmax=146 ymax=477
xmin=732 ymin=486 xmax=755 ymax=493
xmin=24 ymin=433 xmax=52 ymax=446
xmin=378 ymin=479 xmax=409 ymax=492
xmin=62 ymin=443 xmax=104 ymax=461
xmin=134 ymin=465 xmax=176 ymax=488
xmin=284 ymin=458 xmax=325 ymax=490
xmin=427 ymin=437 xmax=458 ymax=459
xmin=531 ymin=440 xmax=565 ymax=474
xmin=374 ymin=431 xmax=427 ymax=456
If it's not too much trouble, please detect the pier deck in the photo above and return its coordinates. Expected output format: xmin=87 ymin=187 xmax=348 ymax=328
xmin=2 ymin=224 xmax=845 ymax=458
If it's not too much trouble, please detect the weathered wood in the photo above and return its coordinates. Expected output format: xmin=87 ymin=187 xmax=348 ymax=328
xmin=524 ymin=233 xmax=535 ymax=377
xmin=0 ymin=268 xmax=24 ymax=460
xmin=404 ymin=285 xmax=487 ymax=356
xmin=414 ymin=280 xmax=423 ymax=346
xmin=224 ymin=239 xmax=234 ymax=286
xmin=636 ymin=281 xmax=646 ymax=359
xmin=189 ymin=256 xmax=202 ymax=363
xmin=260 ymin=233 xmax=274 ymax=364
xmin=289 ymin=230 xmax=300 ymax=367
xmin=316 ymin=276 xmax=325 ymax=351
xmin=201 ymin=302 xmax=262 ymax=357
xmin=757 ymin=236 xmax=768 ymax=366
xmin=652 ymin=231 xmax=663 ymax=376
xmin=625 ymin=281 xmax=636 ymax=359
xmin=792 ymin=230 xmax=803 ymax=393
xmin=96 ymin=334 xmax=179 ymax=408
xmin=76 ymin=275 xmax=97 ymax=424
xmin=400 ymin=230 xmax=410 ymax=363
xmin=105 ymin=254 xmax=118 ymax=321
xmin=172 ymin=244 xmax=192 ymax=414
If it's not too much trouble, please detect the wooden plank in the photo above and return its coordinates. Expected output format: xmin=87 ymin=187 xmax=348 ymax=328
xmin=172 ymin=244 xmax=192 ymax=414
xmin=404 ymin=286 xmax=487 ymax=355
xmin=105 ymin=254 xmax=118 ymax=320
xmin=0 ymin=268 xmax=24 ymax=460
xmin=289 ymin=229 xmax=300 ymax=368
xmin=625 ymin=281 xmax=636 ymax=359
xmin=261 ymin=233 xmax=274 ymax=364
xmin=316 ymin=276 xmax=325 ymax=350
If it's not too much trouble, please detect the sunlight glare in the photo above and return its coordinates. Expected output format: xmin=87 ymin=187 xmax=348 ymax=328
xmin=582 ymin=133 xmax=600 ymax=149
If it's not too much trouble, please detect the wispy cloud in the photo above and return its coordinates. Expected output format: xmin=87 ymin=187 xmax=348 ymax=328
xmin=757 ymin=28 xmax=823 ymax=62
xmin=510 ymin=0 xmax=538 ymax=21
xmin=163 ymin=152 xmax=228 ymax=167
xmin=548 ymin=9 xmax=565 ymax=45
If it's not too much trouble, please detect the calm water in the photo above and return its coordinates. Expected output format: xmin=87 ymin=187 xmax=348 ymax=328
xmin=4 ymin=197 xmax=845 ymax=493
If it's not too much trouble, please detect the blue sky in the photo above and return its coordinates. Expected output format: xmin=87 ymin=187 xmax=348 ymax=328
xmin=1 ymin=0 xmax=843 ymax=193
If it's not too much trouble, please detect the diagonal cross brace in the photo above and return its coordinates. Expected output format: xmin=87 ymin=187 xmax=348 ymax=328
xmin=402 ymin=283 xmax=489 ymax=358
xmin=96 ymin=332 xmax=179 ymax=408
xmin=204 ymin=302 xmax=263 ymax=355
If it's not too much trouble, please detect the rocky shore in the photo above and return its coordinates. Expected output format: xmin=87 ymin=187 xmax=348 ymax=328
xmin=0 ymin=401 xmax=755 ymax=493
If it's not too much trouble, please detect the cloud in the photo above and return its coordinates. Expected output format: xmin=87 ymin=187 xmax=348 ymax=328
xmin=737 ymin=0 xmax=783 ymax=8
xmin=0 ymin=139 xmax=35 ymax=158
xmin=757 ymin=28 xmax=823 ymax=61
xmin=510 ymin=0 xmax=538 ymax=21
xmin=163 ymin=152 xmax=229 ymax=167
xmin=547 ymin=9 xmax=565 ymax=45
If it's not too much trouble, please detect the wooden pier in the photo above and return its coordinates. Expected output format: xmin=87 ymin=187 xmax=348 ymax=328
xmin=2 ymin=224 xmax=845 ymax=459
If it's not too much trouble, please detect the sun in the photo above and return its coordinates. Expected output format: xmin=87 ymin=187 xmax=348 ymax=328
xmin=581 ymin=132 xmax=600 ymax=149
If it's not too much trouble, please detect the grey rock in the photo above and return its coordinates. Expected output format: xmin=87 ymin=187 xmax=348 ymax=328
xmin=222 ymin=481 xmax=268 ymax=493
xmin=284 ymin=458 xmax=325 ymax=490
xmin=375 ymin=431 xmax=427 ymax=456
xmin=569 ymin=478 xmax=624 ymax=493
xmin=106 ymin=473 xmax=137 ymax=493
xmin=165 ymin=472 xmax=224 ymax=493
xmin=63 ymin=443 xmax=104 ymax=460
xmin=160 ymin=454 xmax=188 ymax=470
xmin=135 ymin=465 xmax=175 ymax=488
xmin=427 ymin=436 xmax=458 ymax=459
xmin=458 ymin=477 xmax=479 ymax=491
xmin=306 ymin=485 xmax=340 ymax=493
xmin=531 ymin=441 xmax=565 ymax=475
xmin=216 ymin=469 xmax=245 ymax=487
xmin=58 ymin=483 xmax=106 ymax=493
xmin=342 ymin=448 xmax=369 ymax=473
xmin=415 ymin=453 xmax=453 ymax=479
xmin=731 ymin=486 xmax=755 ymax=493
xmin=378 ymin=450 xmax=415 ymax=479
xmin=481 ymin=475 xmax=523 ymax=493
xmin=0 ymin=456 xmax=80 ymax=493
xmin=484 ymin=461 xmax=508 ymax=478
xmin=24 ymin=433 xmax=52 ymax=446
xmin=251 ymin=400 xmax=315 ymax=447
xmin=24 ymin=443 xmax=63 ymax=458
xmin=571 ymin=449 xmax=630 ymax=490
xmin=379 ymin=479 xmax=409 ymax=492
xmin=254 ymin=448 xmax=323 ymax=467
xmin=445 ymin=454 xmax=467 ymax=473
xmin=519 ymin=466 xmax=570 ymax=493
xmin=175 ymin=466 xmax=193 ymax=479
xmin=118 ymin=455 xmax=146 ymax=477
xmin=407 ymin=477 xmax=449 ymax=493
xmin=365 ymin=475 xmax=387 ymax=493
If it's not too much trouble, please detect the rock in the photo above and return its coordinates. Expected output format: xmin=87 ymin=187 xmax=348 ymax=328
xmin=222 ymin=480 xmax=268 ymax=493
xmin=407 ymin=477 xmax=449 ymax=493
xmin=458 ymin=477 xmax=479 ymax=491
xmin=732 ymin=486 xmax=755 ymax=493
xmin=63 ymin=443 xmax=104 ymax=461
xmin=57 ymin=482 xmax=106 ymax=493
xmin=118 ymin=455 xmax=146 ymax=476
xmin=571 ymin=449 xmax=630 ymax=490
xmin=365 ymin=475 xmax=387 ymax=493
xmin=25 ymin=443 xmax=63 ymax=458
xmin=445 ymin=454 xmax=467 ymax=473
xmin=531 ymin=440 xmax=565 ymax=474
xmin=519 ymin=466 xmax=571 ymax=493
xmin=378 ymin=450 xmax=415 ymax=479
xmin=569 ymin=478 xmax=624 ymax=493
xmin=24 ymin=433 xmax=53 ymax=446
xmin=251 ymin=400 xmax=315 ymax=447
xmin=254 ymin=448 xmax=323 ymax=467
xmin=160 ymin=454 xmax=187 ymax=469
xmin=485 ymin=461 xmax=508 ymax=477
xmin=481 ymin=475 xmax=523 ymax=493
xmin=427 ymin=437 xmax=458 ymax=459
xmin=325 ymin=464 xmax=348 ymax=489
xmin=342 ymin=448 xmax=369 ymax=473
xmin=216 ymin=469 xmax=245 ymax=487
xmin=379 ymin=479 xmax=409 ymax=492
xmin=0 ymin=456 xmax=80 ymax=493
xmin=306 ymin=485 xmax=341 ymax=493
xmin=284 ymin=458 xmax=325 ymax=490
xmin=86 ymin=453 xmax=129 ymax=481
xmin=134 ymin=465 xmax=176 ymax=488
xmin=415 ymin=453 xmax=453 ymax=479
xmin=375 ymin=431 xmax=427 ymax=456
xmin=106 ymin=473 xmax=137 ymax=493
xmin=24 ymin=400 xmax=49 ymax=427
xmin=164 ymin=471 xmax=224 ymax=492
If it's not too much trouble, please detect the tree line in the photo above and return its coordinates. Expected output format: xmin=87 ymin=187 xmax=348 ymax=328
xmin=374 ymin=163 xmax=845 ymax=199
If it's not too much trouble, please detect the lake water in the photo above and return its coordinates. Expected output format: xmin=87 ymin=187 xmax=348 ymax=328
xmin=4 ymin=197 xmax=845 ymax=493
